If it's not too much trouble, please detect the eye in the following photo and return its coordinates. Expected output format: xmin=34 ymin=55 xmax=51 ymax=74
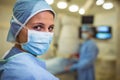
xmin=32 ymin=25 xmax=43 ymax=31
xmin=48 ymin=26 xmax=54 ymax=32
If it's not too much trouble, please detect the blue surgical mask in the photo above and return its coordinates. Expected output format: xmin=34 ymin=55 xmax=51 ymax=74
xmin=82 ymin=33 xmax=89 ymax=40
xmin=21 ymin=30 xmax=53 ymax=56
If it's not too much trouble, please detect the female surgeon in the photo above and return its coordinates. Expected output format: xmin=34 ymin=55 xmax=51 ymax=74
xmin=0 ymin=0 xmax=59 ymax=80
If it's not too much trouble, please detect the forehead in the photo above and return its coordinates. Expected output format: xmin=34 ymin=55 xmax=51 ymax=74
xmin=32 ymin=11 xmax=54 ymax=19
xmin=26 ymin=11 xmax=54 ymax=24
xmin=29 ymin=11 xmax=54 ymax=21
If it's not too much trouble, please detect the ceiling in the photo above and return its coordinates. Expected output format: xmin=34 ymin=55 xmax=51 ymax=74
xmin=0 ymin=0 xmax=117 ymax=17
xmin=53 ymin=0 xmax=117 ymax=16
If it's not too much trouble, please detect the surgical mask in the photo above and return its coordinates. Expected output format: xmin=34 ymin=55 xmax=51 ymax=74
xmin=82 ymin=33 xmax=89 ymax=40
xmin=21 ymin=29 xmax=53 ymax=56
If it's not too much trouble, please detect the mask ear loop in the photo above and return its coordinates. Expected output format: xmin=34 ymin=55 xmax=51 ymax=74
xmin=12 ymin=15 xmax=29 ymax=29
xmin=16 ymin=27 xmax=29 ymax=45
xmin=12 ymin=15 xmax=29 ymax=44
xmin=12 ymin=15 xmax=24 ymax=27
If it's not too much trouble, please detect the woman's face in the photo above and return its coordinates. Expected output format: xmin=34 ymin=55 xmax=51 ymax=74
xmin=17 ymin=11 xmax=54 ymax=43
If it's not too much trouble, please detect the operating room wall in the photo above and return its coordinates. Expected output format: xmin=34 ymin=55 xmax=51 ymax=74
xmin=0 ymin=5 xmax=13 ymax=58
xmin=56 ymin=14 xmax=80 ymax=58
xmin=94 ymin=11 xmax=117 ymax=80
xmin=56 ymin=11 xmax=117 ymax=59
xmin=94 ymin=11 xmax=117 ymax=59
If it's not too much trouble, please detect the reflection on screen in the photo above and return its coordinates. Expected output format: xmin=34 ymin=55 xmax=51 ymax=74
xmin=97 ymin=26 xmax=109 ymax=32
xmin=96 ymin=33 xmax=111 ymax=39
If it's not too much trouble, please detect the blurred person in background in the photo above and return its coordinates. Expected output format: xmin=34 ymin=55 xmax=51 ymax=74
xmin=65 ymin=25 xmax=99 ymax=80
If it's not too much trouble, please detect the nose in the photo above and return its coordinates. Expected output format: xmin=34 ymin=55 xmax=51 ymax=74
xmin=44 ymin=27 xmax=49 ymax=32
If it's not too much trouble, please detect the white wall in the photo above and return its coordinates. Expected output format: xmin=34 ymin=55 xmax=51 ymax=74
xmin=94 ymin=12 xmax=117 ymax=59
xmin=0 ymin=5 xmax=13 ymax=58
xmin=0 ymin=27 xmax=13 ymax=57
xmin=56 ymin=15 xmax=80 ymax=58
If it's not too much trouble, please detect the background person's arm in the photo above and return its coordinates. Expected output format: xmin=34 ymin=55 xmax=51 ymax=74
xmin=70 ymin=43 xmax=98 ymax=70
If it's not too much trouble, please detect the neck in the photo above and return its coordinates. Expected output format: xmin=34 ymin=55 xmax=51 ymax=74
xmin=14 ymin=44 xmax=25 ymax=52
xmin=84 ymin=37 xmax=92 ymax=41
xmin=88 ymin=36 xmax=93 ymax=39
xmin=14 ymin=44 xmax=37 ymax=57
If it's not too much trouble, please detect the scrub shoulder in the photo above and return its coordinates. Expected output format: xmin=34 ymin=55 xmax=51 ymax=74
xmin=0 ymin=53 xmax=59 ymax=80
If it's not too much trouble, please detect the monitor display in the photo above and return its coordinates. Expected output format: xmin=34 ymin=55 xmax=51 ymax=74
xmin=95 ymin=26 xmax=112 ymax=40
xmin=81 ymin=16 xmax=94 ymax=24
xmin=78 ymin=26 xmax=112 ymax=40
xmin=96 ymin=26 xmax=111 ymax=32
xmin=96 ymin=33 xmax=112 ymax=40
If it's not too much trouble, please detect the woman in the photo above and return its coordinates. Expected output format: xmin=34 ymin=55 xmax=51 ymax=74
xmin=0 ymin=0 xmax=59 ymax=80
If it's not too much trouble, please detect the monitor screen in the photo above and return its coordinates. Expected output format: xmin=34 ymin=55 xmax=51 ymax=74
xmin=96 ymin=33 xmax=112 ymax=40
xmin=96 ymin=26 xmax=111 ymax=32
xmin=79 ymin=26 xmax=112 ymax=40
xmin=95 ymin=26 xmax=112 ymax=40
xmin=81 ymin=16 xmax=94 ymax=24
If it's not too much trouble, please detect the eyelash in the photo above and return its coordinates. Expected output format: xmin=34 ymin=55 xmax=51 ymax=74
xmin=32 ymin=25 xmax=54 ymax=32
xmin=49 ymin=26 xmax=54 ymax=32
xmin=33 ymin=25 xmax=42 ymax=31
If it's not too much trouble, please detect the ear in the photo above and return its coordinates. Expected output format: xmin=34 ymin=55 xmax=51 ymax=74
xmin=16 ymin=28 xmax=28 ymax=43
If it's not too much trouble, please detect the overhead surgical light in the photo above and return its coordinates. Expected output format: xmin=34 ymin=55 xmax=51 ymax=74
xmin=57 ymin=1 xmax=68 ymax=9
xmin=69 ymin=5 xmax=79 ymax=12
xmin=79 ymin=8 xmax=85 ymax=15
xmin=102 ymin=2 xmax=113 ymax=10
xmin=45 ymin=0 xmax=54 ymax=5
xmin=96 ymin=0 xmax=104 ymax=6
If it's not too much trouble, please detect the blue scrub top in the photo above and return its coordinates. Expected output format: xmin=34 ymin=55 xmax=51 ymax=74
xmin=71 ymin=39 xmax=99 ymax=80
xmin=0 ymin=47 xmax=59 ymax=80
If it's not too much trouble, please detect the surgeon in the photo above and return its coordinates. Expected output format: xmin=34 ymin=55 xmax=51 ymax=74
xmin=0 ymin=0 xmax=59 ymax=80
xmin=65 ymin=25 xmax=99 ymax=80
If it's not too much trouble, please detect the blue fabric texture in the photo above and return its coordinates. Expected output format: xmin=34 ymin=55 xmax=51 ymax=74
xmin=7 ymin=0 xmax=55 ymax=42
xmin=70 ymin=39 xmax=99 ymax=80
xmin=4 ymin=47 xmax=22 ymax=59
xmin=0 ymin=48 xmax=59 ymax=80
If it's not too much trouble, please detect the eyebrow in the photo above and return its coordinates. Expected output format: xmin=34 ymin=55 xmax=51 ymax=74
xmin=50 ymin=24 xmax=55 ymax=27
xmin=35 ymin=23 xmax=45 ymax=26
xmin=33 ymin=22 xmax=54 ymax=27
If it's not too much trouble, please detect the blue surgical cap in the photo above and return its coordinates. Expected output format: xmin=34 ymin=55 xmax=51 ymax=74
xmin=7 ymin=0 xmax=55 ymax=43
